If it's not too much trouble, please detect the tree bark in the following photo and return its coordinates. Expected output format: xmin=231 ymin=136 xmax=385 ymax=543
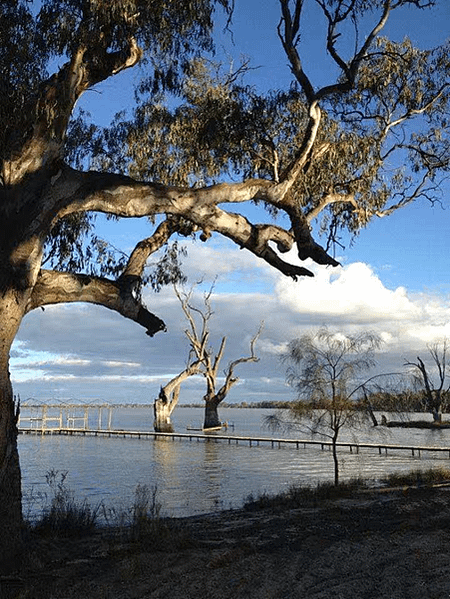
xmin=153 ymin=394 xmax=175 ymax=433
xmin=203 ymin=395 xmax=222 ymax=429
xmin=0 ymin=294 xmax=25 ymax=573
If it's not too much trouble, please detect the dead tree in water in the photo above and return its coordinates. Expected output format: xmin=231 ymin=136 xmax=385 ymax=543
xmin=154 ymin=358 xmax=203 ymax=432
xmin=405 ymin=340 xmax=450 ymax=422
xmin=177 ymin=284 xmax=262 ymax=429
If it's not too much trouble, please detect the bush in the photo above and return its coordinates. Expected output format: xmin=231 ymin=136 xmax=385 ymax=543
xmin=244 ymin=477 xmax=367 ymax=511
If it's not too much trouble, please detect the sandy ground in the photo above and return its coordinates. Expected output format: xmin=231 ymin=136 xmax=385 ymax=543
xmin=4 ymin=485 xmax=450 ymax=599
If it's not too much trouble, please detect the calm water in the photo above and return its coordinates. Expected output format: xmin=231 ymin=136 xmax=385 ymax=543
xmin=18 ymin=407 xmax=450 ymax=519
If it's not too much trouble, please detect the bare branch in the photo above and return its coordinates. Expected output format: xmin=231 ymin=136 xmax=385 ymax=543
xmin=277 ymin=0 xmax=315 ymax=102
xmin=312 ymin=1 xmax=391 ymax=100
xmin=225 ymin=321 xmax=263 ymax=377
xmin=404 ymin=340 xmax=450 ymax=420
xmin=374 ymin=171 xmax=436 ymax=217
xmin=215 ymin=322 xmax=263 ymax=402
xmin=305 ymin=192 xmax=358 ymax=223
xmin=384 ymin=83 xmax=450 ymax=134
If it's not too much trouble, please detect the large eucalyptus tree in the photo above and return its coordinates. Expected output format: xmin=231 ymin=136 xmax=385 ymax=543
xmin=0 ymin=0 xmax=448 ymax=572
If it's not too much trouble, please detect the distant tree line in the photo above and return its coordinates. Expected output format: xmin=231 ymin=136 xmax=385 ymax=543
xmin=365 ymin=389 xmax=447 ymax=415
xmin=179 ymin=400 xmax=294 ymax=409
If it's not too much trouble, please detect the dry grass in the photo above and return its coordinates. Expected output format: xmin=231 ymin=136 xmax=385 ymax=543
xmin=244 ymin=467 xmax=450 ymax=511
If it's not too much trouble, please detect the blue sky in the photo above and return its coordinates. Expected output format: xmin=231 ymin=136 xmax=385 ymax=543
xmin=11 ymin=1 xmax=450 ymax=407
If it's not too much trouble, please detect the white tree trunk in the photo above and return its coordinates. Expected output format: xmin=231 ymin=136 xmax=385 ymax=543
xmin=153 ymin=398 xmax=175 ymax=433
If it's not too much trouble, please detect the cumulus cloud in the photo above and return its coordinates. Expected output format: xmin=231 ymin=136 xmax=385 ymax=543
xmin=275 ymin=260 xmax=420 ymax=322
xmin=258 ymin=339 xmax=288 ymax=355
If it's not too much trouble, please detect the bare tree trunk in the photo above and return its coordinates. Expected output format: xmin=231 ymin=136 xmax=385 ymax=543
xmin=153 ymin=360 xmax=202 ymax=432
xmin=203 ymin=395 xmax=221 ymax=429
xmin=433 ymin=408 xmax=442 ymax=423
xmin=0 ymin=295 xmax=24 ymax=573
xmin=153 ymin=395 xmax=175 ymax=433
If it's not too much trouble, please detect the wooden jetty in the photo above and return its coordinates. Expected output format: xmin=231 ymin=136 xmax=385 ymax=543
xmin=17 ymin=402 xmax=450 ymax=459
xmin=17 ymin=426 xmax=450 ymax=460
xmin=18 ymin=402 xmax=115 ymax=432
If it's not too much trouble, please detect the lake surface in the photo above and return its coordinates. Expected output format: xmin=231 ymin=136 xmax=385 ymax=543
xmin=18 ymin=407 xmax=450 ymax=520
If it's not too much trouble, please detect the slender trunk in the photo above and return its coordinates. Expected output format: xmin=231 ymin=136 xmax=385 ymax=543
xmin=332 ymin=433 xmax=339 ymax=486
xmin=367 ymin=405 xmax=378 ymax=427
xmin=0 ymin=294 xmax=25 ymax=573
xmin=203 ymin=395 xmax=221 ymax=429
xmin=363 ymin=392 xmax=378 ymax=426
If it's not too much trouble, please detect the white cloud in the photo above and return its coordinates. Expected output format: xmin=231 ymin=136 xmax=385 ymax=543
xmin=15 ymin=357 xmax=92 ymax=368
xmin=275 ymin=260 xmax=420 ymax=322
xmin=258 ymin=339 xmax=288 ymax=355
xmin=102 ymin=360 xmax=141 ymax=368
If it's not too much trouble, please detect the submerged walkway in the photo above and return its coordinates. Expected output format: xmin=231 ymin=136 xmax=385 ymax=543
xmin=18 ymin=427 xmax=450 ymax=459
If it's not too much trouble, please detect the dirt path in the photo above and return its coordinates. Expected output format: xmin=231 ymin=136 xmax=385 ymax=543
xmin=5 ymin=485 xmax=450 ymax=598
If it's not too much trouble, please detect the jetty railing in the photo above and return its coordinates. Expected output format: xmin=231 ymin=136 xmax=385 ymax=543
xmin=18 ymin=403 xmax=114 ymax=433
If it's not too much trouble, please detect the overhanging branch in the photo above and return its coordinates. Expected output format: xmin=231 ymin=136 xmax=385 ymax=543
xmin=54 ymin=166 xmax=338 ymax=279
xmin=26 ymin=269 xmax=166 ymax=337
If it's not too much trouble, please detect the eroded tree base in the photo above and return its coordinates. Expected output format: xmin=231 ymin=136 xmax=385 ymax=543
xmin=154 ymin=421 xmax=175 ymax=433
xmin=203 ymin=402 xmax=221 ymax=430
xmin=153 ymin=397 xmax=175 ymax=433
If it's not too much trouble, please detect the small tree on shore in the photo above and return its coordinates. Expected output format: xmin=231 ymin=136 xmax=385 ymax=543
xmin=271 ymin=328 xmax=382 ymax=485
xmin=405 ymin=340 xmax=450 ymax=422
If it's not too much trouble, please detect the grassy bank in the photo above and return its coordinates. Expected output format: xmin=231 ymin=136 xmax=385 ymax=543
xmin=243 ymin=466 xmax=450 ymax=511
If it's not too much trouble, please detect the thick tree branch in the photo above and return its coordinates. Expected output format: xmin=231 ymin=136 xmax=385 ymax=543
xmin=119 ymin=216 xmax=180 ymax=289
xmin=6 ymin=39 xmax=143 ymax=183
xmin=26 ymin=269 xmax=166 ymax=336
xmin=53 ymin=166 xmax=338 ymax=277
xmin=157 ymin=358 xmax=203 ymax=411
